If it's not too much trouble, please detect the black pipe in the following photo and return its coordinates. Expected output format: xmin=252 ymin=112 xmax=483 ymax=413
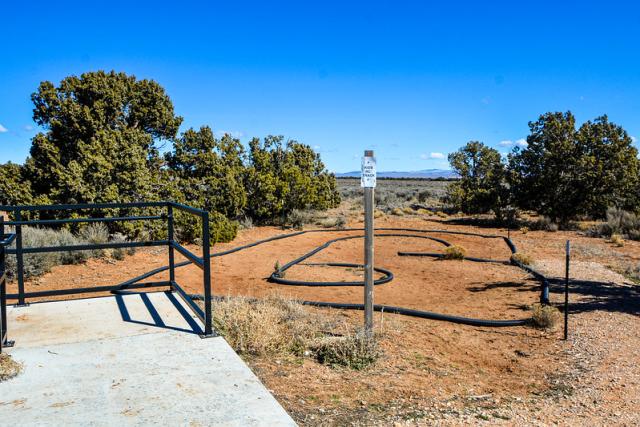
xmin=130 ymin=227 xmax=546 ymax=327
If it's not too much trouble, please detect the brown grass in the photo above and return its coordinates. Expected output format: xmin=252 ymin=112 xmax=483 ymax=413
xmin=511 ymin=252 xmax=534 ymax=266
xmin=212 ymin=295 xmax=382 ymax=368
xmin=0 ymin=354 xmax=21 ymax=382
xmin=610 ymin=234 xmax=625 ymax=247
xmin=531 ymin=304 xmax=560 ymax=329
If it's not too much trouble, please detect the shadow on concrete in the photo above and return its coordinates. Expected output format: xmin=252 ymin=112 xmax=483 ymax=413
xmin=115 ymin=292 xmax=203 ymax=334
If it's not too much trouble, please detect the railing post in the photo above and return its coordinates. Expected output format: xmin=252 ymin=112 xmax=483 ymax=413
xmin=15 ymin=210 xmax=26 ymax=306
xmin=201 ymin=211 xmax=213 ymax=337
xmin=1 ymin=215 xmax=5 ymax=352
xmin=167 ymin=204 xmax=175 ymax=288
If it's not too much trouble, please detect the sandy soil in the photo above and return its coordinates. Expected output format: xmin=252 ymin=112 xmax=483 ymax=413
xmin=7 ymin=214 xmax=640 ymax=425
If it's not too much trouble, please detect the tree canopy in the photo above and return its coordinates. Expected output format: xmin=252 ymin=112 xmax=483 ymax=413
xmin=25 ymin=70 xmax=182 ymax=206
xmin=1 ymin=70 xmax=340 ymax=242
xmin=245 ymin=136 xmax=340 ymax=222
xmin=446 ymin=141 xmax=507 ymax=219
xmin=447 ymin=111 xmax=640 ymax=224
xmin=509 ymin=112 xmax=639 ymax=222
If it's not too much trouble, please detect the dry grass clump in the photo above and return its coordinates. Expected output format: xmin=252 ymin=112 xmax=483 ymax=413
xmin=519 ymin=226 xmax=529 ymax=234
xmin=443 ymin=245 xmax=466 ymax=260
xmin=435 ymin=211 xmax=448 ymax=218
xmin=373 ymin=209 xmax=385 ymax=219
xmin=213 ymin=295 xmax=316 ymax=357
xmin=212 ymin=295 xmax=381 ymax=369
xmin=609 ymin=233 xmax=625 ymax=247
xmin=391 ymin=207 xmax=404 ymax=216
xmin=531 ymin=304 xmax=560 ymax=329
xmin=416 ymin=208 xmax=431 ymax=215
xmin=312 ymin=332 xmax=380 ymax=370
xmin=0 ymin=354 xmax=22 ymax=382
xmin=317 ymin=216 xmax=347 ymax=229
xmin=511 ymin=252 xmax=534 ymax=266
xmin=402 ymin=207 xmax=415 ymax=215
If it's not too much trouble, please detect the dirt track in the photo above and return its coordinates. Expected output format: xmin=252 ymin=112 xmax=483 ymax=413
xmin=8 ymin=215 xmax=640 ymax=425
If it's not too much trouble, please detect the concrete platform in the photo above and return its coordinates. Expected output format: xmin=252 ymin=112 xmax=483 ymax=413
xmin=0 ymin=292 xmax=297 ymax=426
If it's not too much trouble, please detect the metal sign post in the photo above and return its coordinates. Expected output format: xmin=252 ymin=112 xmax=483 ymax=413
xmin=564 ymin=240 xmax=570 ymax=340
xmin=361 ymin=150 xmax=376 ymax=337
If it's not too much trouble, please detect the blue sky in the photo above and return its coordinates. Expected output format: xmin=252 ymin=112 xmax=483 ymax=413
xmin=1 ymin=1 xmax=639 ymax=173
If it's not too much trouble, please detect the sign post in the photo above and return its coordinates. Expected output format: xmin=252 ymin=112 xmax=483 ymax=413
xmin=564 ymin=240 xmax=570 ymax=340
xmin=361 ymin=150 xmax=376 ymax=337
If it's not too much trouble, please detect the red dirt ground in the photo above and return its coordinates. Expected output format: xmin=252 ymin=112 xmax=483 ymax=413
xmin=7 ymin=215 xmax=640 ymax=425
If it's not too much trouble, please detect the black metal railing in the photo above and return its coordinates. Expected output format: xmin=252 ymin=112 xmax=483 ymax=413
xmin=0 ymin=223 xmax=16 ymax=353
xmin=0 ymin=202 xmax=214 ymax=348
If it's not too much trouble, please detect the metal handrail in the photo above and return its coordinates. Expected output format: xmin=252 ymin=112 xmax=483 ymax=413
xmin=0 ymin=233 xmax=16 ymax=247
xmin=0 ymin=201 xmax=214 ymax=348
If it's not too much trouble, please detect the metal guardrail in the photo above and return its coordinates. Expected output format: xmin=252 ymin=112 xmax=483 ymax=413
xmin=0 ymin=224 xmax=16 ymax=353
xmin=0 ymin=202 xmax=214 ymax=350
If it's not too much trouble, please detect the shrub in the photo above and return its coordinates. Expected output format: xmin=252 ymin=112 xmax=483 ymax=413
xmin=402 ymin=207 xmax=415 ymax=215
xmin=174 ymin=210 xmax=239 ymax=244
xmin=417 ymin=190 xmax=431 ymax=203
xmin=78 ymin=223 xmax=109 ymax=257
xmin=520 ymin=226 xmax=529 ymax=234
xmin=533 ymin=216 xmax=558 ymax=232
xmin=511 ymin=252 xmax=533 ymax=266
xmin=312 ymin=332 xmax=380 ymax=370
xmin=374 ymin=209 xmax=385 ymax=219
xmin=0 ymin=354 xmax=21 ymax=382
xmin=286 ymin=209 xmax=309 ymax=230
xmin=109 ymin=232 xmax=135 ymax=260
xmin=318 ymin=216 xmax=347 ymax=229
xmin=238 ymin=216 xmax=254 ymax=230
xmin=5 ymin=227 xmax=88 ymax=278
xmin=273 ymin=261 xmax=284 ymax=278
xmin=531 ymin=304 xmax=560 ymax=329
xmin=391 ymin=208 xmax=404 ymax=216
xmin=604 ymin=208 xmax=640 ymax=240
xmin=610 ymin=233 xmax=625 ymax=247
xmin=443 ymin=245 xmax=466 ymax=260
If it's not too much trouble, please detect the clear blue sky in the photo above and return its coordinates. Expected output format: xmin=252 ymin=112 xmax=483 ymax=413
xmin=1 ymin=1 xmax=638 ymax=173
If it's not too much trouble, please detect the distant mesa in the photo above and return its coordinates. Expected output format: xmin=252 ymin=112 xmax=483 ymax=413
xmin=335 ymin=169 xmax=458 ymax=179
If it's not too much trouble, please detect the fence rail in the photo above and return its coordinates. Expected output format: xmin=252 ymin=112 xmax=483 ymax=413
xmin=0 ymin=202 xmax=214 ymax=351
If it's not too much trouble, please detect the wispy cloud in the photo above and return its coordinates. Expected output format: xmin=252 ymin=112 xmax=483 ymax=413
xmin=498 ymin=138 xmax=527 ymax=148
xmin=23 ymin=125 xmax=34 ymax=131
xmin=420 ymin=152 xmax=446 ymax=160
xmin=0 ymin=124 xmax=8 ymax=133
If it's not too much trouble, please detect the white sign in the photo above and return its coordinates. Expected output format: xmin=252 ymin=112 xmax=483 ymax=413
xmin=361 ymin=156 xmax=377 ymax=188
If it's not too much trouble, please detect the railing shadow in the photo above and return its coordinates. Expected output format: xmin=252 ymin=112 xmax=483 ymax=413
xmin=114 ymin=291 xmax=203 ymax=335
xmin=467 ymin=276 xmax=639 ymax=316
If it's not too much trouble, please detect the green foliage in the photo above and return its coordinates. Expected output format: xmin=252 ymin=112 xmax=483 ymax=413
xmin=6 ymin=71 xmax=340 ymax=244
xmin=446 ymin=141 xmax=508 ymax=219
xmin=245 ymin=136 xmax=340 ymax=222
xmin=172 ymin=210 xmax=239 ymax=244
xmin=443 ymin=245 xmax=466 ymax=260
xmin=166 ymin=126 xmax=245 ymax=242
xmin=0 ymin=162 xmax=33 ymax=206
xmin=509 ymin=112 xmax=639 ymax=223
xmin=576 ymin=116 xmax=639 ymax=217
xmin=21 ymin=70 xmax=182 ymax=236
xmin=166 ymin=127 xmax=247 ymax=218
